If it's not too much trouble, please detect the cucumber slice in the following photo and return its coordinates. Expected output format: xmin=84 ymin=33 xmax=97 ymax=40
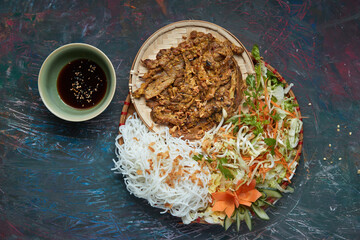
xmin=238 ymin=207 xmax=246 ymax=220
xmin=261 ymin=199 xmax=275 ymax=207
xmin=244 ymin=209 xmax=252 ymax=231
xmin=236 ymin=210 xmax=241 ymax=232
xmin=238 ymin=207 xmax=245 ymax=215
xmin=252 ymin=205 xmax=270 ymax=220
xmin=258 ymin=187 xmax=279 ymax=191
xmin=224 ymin=215 xmax=233 ymax=231
xmin=262 ymin=189 xmax=282 ymax=198
xmin=256 ymin=200 xmax=265 ymax=207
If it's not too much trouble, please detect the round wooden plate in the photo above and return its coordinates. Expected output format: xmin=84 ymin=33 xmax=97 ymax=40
xmin=129 ymin=20 xmax=255 ymax=133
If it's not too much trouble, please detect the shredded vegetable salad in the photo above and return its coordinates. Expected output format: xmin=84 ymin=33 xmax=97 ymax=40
xmin=194 ymin=45 xmax=303 ymax=230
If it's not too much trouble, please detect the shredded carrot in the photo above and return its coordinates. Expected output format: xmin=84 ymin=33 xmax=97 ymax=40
xmin=289 ymin=147 xmax=301 ymax=168
xmin=271 ymin=100 xmax=297 ymax=118
xmin=274 ymin=121 xmax=279 ymax=138
xmin=285 ymin=173 xmax=292 ymax=183
xmin=259 ymin=167 xmax=271 ymax=183
xmin=241 ymin=156 xmax=252 ymax=161
xmin=274 ymin=148 xmax=296 ymax=179
xmin=223 ymin=134 xmax=236 ymax=139
xmin=259 ymin=100 xmax=269 ymax=114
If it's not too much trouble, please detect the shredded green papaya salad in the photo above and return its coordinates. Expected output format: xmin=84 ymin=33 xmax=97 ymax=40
xmin=194 ymin=45 xmax=303 ymax=231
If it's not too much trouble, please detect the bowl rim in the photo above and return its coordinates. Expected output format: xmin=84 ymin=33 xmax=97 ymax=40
xmin=38 ymin=43 xmax=116 ymax=122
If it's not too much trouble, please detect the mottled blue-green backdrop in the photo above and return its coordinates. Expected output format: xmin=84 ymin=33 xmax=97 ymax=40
xmin=0 ymin=0 xmax=359 ymax=239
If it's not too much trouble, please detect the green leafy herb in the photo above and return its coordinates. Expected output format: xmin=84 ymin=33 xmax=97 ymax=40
xmin=241 ymin=114 xmax=264 ymax=136
xmin=217 ymin=157 xmax=234 ymax=180
xmin=267 ymin=70 xmax=285 ymax=88
xmin=264 ymin=138 xmax=276 ymax=155
xmin=192 ymin=154 xmax=203 ymax=161
xmin=283 ymin=98 xmax=299 ymax=112
xmin=233 ymin=125 xmax=239 ymax=134
xmin=254 ymin=64 xmax=262 ymax=88
xmin=226 ymin=116 xmax=240 ymax=125
xmin=270 ymin=112 xmax=281 ymax=121
xmin=252 ymin=44 xmax=261 ymax=62
xmin=266 ymin=69 xmax=277 ymax=81
xmin=192 ymin=154 xmax=213 ymax=163
xmin=246 ymin=74 xmax=256 ymax=90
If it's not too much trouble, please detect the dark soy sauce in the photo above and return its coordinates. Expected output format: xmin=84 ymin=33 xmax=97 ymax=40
xmin=57 ymin=58 xmax=107 ymax=109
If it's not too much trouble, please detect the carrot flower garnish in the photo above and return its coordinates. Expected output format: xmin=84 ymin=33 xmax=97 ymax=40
xmin=211 ymin=180 xmax=262 ymax=218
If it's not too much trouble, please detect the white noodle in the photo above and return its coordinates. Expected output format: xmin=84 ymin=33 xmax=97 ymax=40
xmin=113 ymin=114 xmax=211 ymax=224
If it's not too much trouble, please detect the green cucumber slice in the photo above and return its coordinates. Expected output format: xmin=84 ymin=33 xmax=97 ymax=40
xmin=261 ymin=199 xmax=275 ymax=207
xmin=224 ymin=215 xmax=233 ymax=231
xmin=236 ymin=210 xmax=241 ymax=232
xmin=262 ymin=189 xmax=282 ymax=198
xmin=252 ymin=205 xmax=270 ymax=220
xmin=244 ymin=208 xmax=252 ymax=231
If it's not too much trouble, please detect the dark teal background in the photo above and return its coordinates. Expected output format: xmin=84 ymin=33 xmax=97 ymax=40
xmin=0 ymin=0 xmax=359 ymax=239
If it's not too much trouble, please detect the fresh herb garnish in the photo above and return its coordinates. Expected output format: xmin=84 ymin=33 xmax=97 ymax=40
xmin=192 ymin=154 xmax=204 ymax=161
xmin=267 ymin=70 xmax=285 ymax=88
xmin=233 ymin=125 xmax=239 ymax=134
xmin=283 ymin=98 xmax=299 ymax=112
xmin=264 ymin=138 xmax=276 ymax=155
xmin=243 ymin=77 xmax=259 ymax=110
xmin=251 ymin=44 xmax=261 ymax=62
xmin=241 ymin=114 xmax=264 ymax=136
xmin=226 ymin=116 xmax=240 ymax=125
xmin=254 ymin=64 xmax=262 ymax=89
xmin=192 ymin=154 xmax=213 ymax=163
xmin=246 ymin=74 xmax=256 ymax=90
xmin=217 ymin=157 xmax=234 ymax=180
xmin=270 ymin=112 xmax=281 ymax=121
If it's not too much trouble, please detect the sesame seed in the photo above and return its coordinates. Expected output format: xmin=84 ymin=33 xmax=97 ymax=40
xmin=308 ymin=103 xmax=312 ymax=106
xmin=358 ymin=169 xmax=360 ymax=174
xmin=337 ymin=129 xmax=340 ymax=132
xmin=323 ymin=157 xmax=327 ymax=160
xmin=338 ymin=158 xmax=342 ymax=160
xmin=349 ymin=132 xmax=352 ymax=135
xmin=329 ymin=144 xmax=332 ymax=147
xmin=337 ymin=125 xmax=340 ymax=128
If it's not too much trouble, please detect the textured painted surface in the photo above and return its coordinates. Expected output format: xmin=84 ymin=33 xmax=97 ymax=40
xmin=0 ymin=0 xmax=359 ymax=239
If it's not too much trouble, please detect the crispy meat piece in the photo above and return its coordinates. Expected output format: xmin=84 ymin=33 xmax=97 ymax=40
xmin=143 ymin=59 xmax=159 ymax=69
xmin=143 ymin=56 xmax=184 ymax=99
xmin=133 ymin=31 xmax=245 ymax=139
xmin=144 ymin=72 xmax=175 ymax=100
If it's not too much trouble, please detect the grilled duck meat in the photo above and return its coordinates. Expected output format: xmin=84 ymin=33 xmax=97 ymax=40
xmin=133 ymin=31 xmax=245 ymax=139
